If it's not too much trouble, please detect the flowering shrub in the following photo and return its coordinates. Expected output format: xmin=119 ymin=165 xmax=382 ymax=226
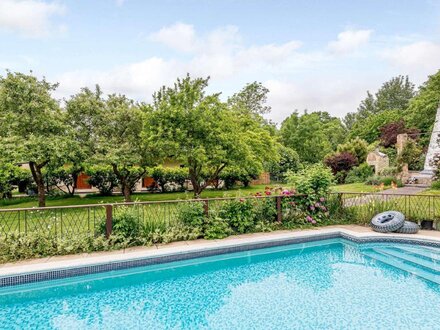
xmin=218 ymin=199 xmax=255 ymax=233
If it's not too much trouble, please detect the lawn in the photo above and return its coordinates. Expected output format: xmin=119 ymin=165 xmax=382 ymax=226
xmin=0 ymin=184 xmax=281 ymax=209
xmin=331 ymin=183 xmax=389 ymax=193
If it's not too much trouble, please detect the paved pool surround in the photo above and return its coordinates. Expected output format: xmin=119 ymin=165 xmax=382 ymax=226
xmin=1 ymin=225 xmax=440 ymax=287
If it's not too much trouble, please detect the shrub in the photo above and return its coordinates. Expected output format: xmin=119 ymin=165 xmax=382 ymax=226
xmin=149 ymin=166 xmax=188 ymax=192
xmin=204 ymin=217 xmax=232 ymax=239
xmin=267 ymin=146 xmax=301 ymax=182
xmin=0 ymin=232 xmax=121 ymax=263
xmin=98 ymin=206 xmax=140 ymax=241
xmin=287 ymin=164 xmax=335 ymax=196
xmin=365 ymin=175 xmax=381 ymax=186
xmin=324 ymin=152 xmax=358 ymax=183
xmin=379 ymin=167 xmax=398 ymax=177
xmin=253 ymin=198 xmax=277 ymax=223
xmin=177 ymin=202 xmax=205 ymax=228
xmin=431 ymin=181 xmax=440 ymax=190
xmin=218 ymin=199 xmax=255 ymax=233
xmin=397 ymin=139 xmax=425 ymax=171
xmin=379 ymin=120 xmax=419 ymax=147
xmin=86 ymin=165 xmax=119 ymax=195
xmin=345 ymin=163 xmax=374 ymax=183
xmin=336 ymin=137 xmax=369 ymax=163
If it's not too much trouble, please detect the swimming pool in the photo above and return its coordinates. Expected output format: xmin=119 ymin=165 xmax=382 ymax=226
xmin=1 ymin=238 xmax=440 ymax=329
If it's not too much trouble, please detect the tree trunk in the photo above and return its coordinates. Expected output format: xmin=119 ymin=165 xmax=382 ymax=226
xmin=29 ymin=162 xmax=46 ymax=207
xmin=122 ymin=183 xmax=132 ymax=202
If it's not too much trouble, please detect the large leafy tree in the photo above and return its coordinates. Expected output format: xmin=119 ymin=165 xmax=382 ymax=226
xmin=280 ymin=111 xmax=345 ymax=163
xmin=146 ymin=75 xmax=278 ymax=197
xmin=404 ymin=70 xmax=440 ymax=144
xmin=0 ymin=72 xmax=73 ymax=206
xmin=344 ymin=75 xmax=415 ymax=130
xmin=62 ymin=86 xmax=105 ymax=195
xmin=93 ymin=94 xmax=150 ymax=202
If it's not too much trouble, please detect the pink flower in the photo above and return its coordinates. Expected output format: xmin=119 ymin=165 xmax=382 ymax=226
xmin=315 ymin=202 xmax=320 ymax=207
xmin=282 ymin=189 xmax=291 ymax=195
xmin=306 ymin=215 xmax=313 ymax=222
xmin=265 ymin=191 xmax=271 ymax=196
xmin=310 ymin=205 xmax=315 ymax=211
xmin=320 ymin=197 xmax=326 ymax=202
xmin=311 ymin=219 xmax=317 ymax=224
xmin=321 ymin=206 xmax=327 ymax=212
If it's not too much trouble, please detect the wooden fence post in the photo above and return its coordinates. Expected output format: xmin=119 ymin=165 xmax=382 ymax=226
xmin=203 ymin=199 xmax=209 ymax=218
xmin=105 ymin=204 xmax=113 ymax=238
xmin=276 ymin=196 xmax=282 ymax=222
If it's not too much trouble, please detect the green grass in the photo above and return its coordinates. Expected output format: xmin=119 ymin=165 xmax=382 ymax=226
xmin=331 ymin=183 xmax=390 ymax=194
xmin=0 ymin=184 xmax=280 ymax=209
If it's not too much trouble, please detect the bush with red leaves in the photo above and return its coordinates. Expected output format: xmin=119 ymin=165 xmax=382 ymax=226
xmin=379 ymin=120 xmax=419 ymax=147
xmin=324 ymin=152 xmax=358 ymax=175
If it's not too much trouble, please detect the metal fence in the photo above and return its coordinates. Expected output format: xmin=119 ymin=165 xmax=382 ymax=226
xmin=0 ymin=195 xmax=289 ymax=238
xmin=337 ymin=192 xmax=440 ymax=226
xmin=0 ymin=192 xmax=439 ymax=237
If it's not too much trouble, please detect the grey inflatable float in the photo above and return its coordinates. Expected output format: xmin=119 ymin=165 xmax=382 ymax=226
xmin=394 ymin=221 xmax=419 ymax=234
xmin=370 ymin=211 xmax=405 ymax=233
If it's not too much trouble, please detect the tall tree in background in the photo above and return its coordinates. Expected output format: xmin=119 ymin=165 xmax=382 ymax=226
xmin=404 ymin=70 xmax=440 ymax=144
xmin=228 ymin=81 xmax=276 ymax=135
xmin=146 ymin=75 xmax=278 ymax=197
xmin=0 ymin=72 xmax=74 ymax=207
xmin=344 ymin=75 xmax=415 ymax=130
xmin=280 ymin=111 xmax=346 ymax=163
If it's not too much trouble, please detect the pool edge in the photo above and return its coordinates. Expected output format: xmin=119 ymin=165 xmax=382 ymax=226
xmin=2 ymin=229 xmax=440 ymax=287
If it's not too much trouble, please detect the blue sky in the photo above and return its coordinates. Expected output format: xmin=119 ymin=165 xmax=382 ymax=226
xmin=1 ymin=0 xmax=440 ymax=123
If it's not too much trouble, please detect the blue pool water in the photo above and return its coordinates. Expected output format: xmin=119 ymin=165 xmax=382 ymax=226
xmin=1 ymin=238 xmax=440 ymax=329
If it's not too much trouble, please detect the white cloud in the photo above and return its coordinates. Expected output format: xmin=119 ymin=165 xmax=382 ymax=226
xmin=0 ymin=0 xmax=66 ymax=37
xmin=149 ymin=22 xmax=197 ymax=53
xmin=327 ymin=29 xmax=372 ymax=55
xmin=382 ymin=41 xmax=440 ymax=73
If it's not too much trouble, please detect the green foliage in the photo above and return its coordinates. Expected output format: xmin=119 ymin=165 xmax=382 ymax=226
xmin=149 ymin=166 xmax=188 ymax=192
xmin=348 ymin=109 xmax=401 ymax=143
xmin=98 ymin=206 xmax=141 ymax=241
xmin=404 ymin=70 xmax=440 ymax=145
xmin=280 ymin=111 xmax=346 ymax=163
xmin=0 ymin=72 xmax=77 ymax=206
xmin=345 ymin=163 xmax=374 ymax=184
xmin=93 ymin=94 xmax=150 ymax=201
xmin=204 ymin=217 xmax=232 ymax=239
xmin=336 ymin=138 xmax=369 ymax=163
xmin=146 ymin=75 xmax=278 ymax=197
xmin=287 ymin=164 xmax=335 ymax=196
xmin=253 ymin=198 xmax=277 ymax=223
xmin=0 ymin=162 xmax=22 ymax=198
xmin=86 ymin=165 xmax=119 ymax=195
xmin=344 ymin=75 xmax=415 ymax=130
xmin=219 ymin=165 xmax=260 ymax=189
xmin=431 ymin=181 xmax=440 ymax=190
xmin=0 ymin=232 xmax=122 ymax=263
xmin=397 ymin=139 xmax=425 ymax=171
xmin=267 ymin=145 xmax=301 ymax=182
xmin=218 ymin=199 xmax=255 ymax=233
xmin=177 ymin=202 xmax=205 ymax=228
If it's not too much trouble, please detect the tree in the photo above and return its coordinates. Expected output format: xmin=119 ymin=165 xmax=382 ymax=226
xmin=280 ymin=111 xmax=346 ymax=163
xmin=64 ymin=85 xmax=105 ymax=193
xmin=93 ymin=94 xmax=150 ymax=201
xmin=324 ymin=152 xmax=358 ymax=178
xmin=228 ymin=81 xmax=271 ymax=116
xmin=379 ymin=120 xmax=419 ymax=148
xmin=404 ymin=70 xmax=440 ymax=145
xmin=344 ymin=75 xmax=415 ymax=130
xmin=267 ymin=146 xmax=300 ymax=182
xmin=336 ymin=137 xmax=369 ymax=163
xmin=0 ymin=72 xmax=73 ymax=206
xmin=348 ymin=109 xmax=401 ymax=143
xmin=146 ymin=75 xmax=278 ymax=197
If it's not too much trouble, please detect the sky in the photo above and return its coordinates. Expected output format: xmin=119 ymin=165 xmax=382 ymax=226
xmin=0 ymin=0 xmax=440 ymax=124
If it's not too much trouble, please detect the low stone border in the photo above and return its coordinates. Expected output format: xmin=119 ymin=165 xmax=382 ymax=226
xmin=1 ymin=228 xmax=440 ymax=288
